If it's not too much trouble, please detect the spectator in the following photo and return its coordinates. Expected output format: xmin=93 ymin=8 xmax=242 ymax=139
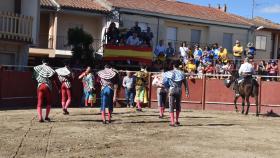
xmin=144 ymin=27 xmax=154 ymax=46
xmin=179 ymin=41 xmax=190 ymax=64
xmin=212 ymin=43 xmax=220 ymax=63
xmin=245 ymin=42 xmax=256 ymax=59
xmin=215 ymin=60 xmax=224 ymax=79
xmin=107 ymin=22 xmax=120 ymax=44
xmin=233 ymin=40 xmax=243 ymax=69
xmin=266 ymin=60 xmax=278 ymax=81
xmin=219 ymin=46 xmax=228 ymax=64
xmin=185 ymin=58 xmax=196 ymax=78
xmin=222 ymin=60 xmax=234 ymax=76
xmin=257 ymin=60 xmax=267 ymax=76
xmin=154 ymin=40 xmax=165 ymax=56
xmin=165 ymin=42 xmax=175 ymax=59
xmin=122 ymin=71 xmax=136 ymax=108
xmin=133 ymin=21 xmax=141 ymax=36
xmin=193 ymin=45 xmax=203 ymax=67
xmin=126 ymin=32 xmax=140 ymax=46
xmin=197 ymin=63 xmax=205 ymax=79
xmin=205 ymin=62 xmax=215 ymax=76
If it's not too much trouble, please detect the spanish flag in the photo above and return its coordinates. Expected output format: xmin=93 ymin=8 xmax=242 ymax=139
xmin=103 ymin=45 xmax=153 ymax=64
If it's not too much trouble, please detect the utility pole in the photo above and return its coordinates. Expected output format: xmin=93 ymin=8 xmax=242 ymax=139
xmin=252 ymin=0 xmax=255 ymax=19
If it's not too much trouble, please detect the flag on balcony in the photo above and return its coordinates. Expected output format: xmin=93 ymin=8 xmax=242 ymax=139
xmin=103 ymin=45 xmax=153 ymax=64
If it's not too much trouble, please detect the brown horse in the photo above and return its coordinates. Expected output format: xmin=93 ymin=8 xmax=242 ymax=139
xmin=225 ymin=70 xmax=259 ymax=116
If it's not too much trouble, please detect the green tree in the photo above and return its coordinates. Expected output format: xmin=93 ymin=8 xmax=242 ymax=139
xmin=67 ymin=27 xmax=94 ymax=66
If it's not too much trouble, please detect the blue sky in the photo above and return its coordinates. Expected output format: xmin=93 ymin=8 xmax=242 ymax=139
xmin=179 ymin=0 xmax=280 ymax=23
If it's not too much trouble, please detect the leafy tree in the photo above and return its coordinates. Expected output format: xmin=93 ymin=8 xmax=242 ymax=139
xmin=67 ymin=27 xmax=94 ymax=66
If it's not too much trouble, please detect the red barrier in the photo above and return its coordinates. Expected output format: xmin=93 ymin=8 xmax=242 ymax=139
xmin=1 ymin=71 xmax=280 ymax=115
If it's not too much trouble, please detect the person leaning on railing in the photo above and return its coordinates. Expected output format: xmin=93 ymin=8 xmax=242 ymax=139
xmin=266 ymin=60 xmax=279 ymax=81
xmin=233 ymin=40 xmax=243 ymax=69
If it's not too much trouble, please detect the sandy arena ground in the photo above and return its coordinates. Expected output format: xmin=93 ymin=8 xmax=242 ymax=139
xmin=1 ymin=108 xmax=280 ymax=158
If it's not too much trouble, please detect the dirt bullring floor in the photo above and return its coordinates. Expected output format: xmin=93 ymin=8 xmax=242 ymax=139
xmin=1 ymin=108 xmax=280 ymax=158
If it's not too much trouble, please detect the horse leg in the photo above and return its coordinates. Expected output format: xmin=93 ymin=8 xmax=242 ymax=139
xmin=255 ymin=96 xmax=259 ymax=117
xmin=245 ymin=96 xmax=250 ymax=115
xmin=234 ymin=96 xmax=239 ymax=112
xmin=241 ymin=97 xmax=245 ymax=114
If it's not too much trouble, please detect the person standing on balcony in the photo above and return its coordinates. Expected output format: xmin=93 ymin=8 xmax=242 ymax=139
xmin=97 ymin=64 xmax=119 ymax=124
xmin=126 ymin=32 xmax=140 ymax=46
xmin=165 ymin=42 xmax=175 ymax=61
xmin=154 ymin=40 xmax=166 ymax=62
xmin=55 ymin=61 xmax=73 ymax=115
xmin=107 ymin=22 xmax=120 ymax=45
xmin=133 ymin=21 xmax=142 ymax=36
xmin=179 ymin=42 xmax=190 ymax=64
xmin=233 ymin=40 xmax=243 ymax=69
xmin=79 ymin=66 xmax=96 ymax=107
xmin=163 ymin=61 xmax=189 ymax=127
xmin=33 ymin=59 xmax=59 ymax=122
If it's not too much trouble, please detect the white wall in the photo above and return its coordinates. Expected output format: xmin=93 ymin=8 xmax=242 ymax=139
xmin=0 ymin=0 xmax=14 ymax=12
xmin=21 ymin=0 xmax=40 ymax=44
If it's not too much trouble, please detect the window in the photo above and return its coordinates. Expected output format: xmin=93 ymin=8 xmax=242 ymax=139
xmin=166 ymin=27 xmax=177 ymax=49
xmin=0 ymin=53 xmax=15 ymax=65
xmin=191 ymin=29 xmax=201 ymax=44
xmin=255 ymin=36 xmax=267 ymax=50
xmin=223 ymin=33 xmax=233 ymax=52
xmin=166 ymin=27 xmax=177 ymax=41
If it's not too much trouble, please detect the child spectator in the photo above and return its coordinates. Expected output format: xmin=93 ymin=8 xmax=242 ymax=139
xmin=215 ymin=60 xmax=224 ymax=79
xmin=197 ymin=63 xmax=205 ymax=79
xmin=185 ymin=58 xmax=196 ymax=78
xmin=257 ymin=60 xmax=267 ymax=76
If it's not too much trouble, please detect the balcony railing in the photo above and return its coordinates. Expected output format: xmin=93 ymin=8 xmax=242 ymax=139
xmin=0 ymin=11 xmax=33 ymax=43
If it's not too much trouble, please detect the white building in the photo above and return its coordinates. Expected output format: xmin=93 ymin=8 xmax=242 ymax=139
xmin=0 ymin=0 xmax=40 ymax=66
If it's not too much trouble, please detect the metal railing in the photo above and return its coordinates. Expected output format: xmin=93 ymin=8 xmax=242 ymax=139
xmin=0 ymin=11 xmax=33 ymax=42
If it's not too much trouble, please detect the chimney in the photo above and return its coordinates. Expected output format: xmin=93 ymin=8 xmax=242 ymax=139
xmin=218 ymin=4 xmax=221 ymax=10
xmin=208 ymin=4 xmax=211 ymax=8
xmin=223 ymin=4 xmax=227 ymax=12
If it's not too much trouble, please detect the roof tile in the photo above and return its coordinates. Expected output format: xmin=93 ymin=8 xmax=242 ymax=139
xmin=108 ymin=0 xmax=252 ymax=26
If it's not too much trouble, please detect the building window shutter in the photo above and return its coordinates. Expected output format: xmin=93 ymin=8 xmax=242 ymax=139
xmin=191 ymin=29 xmax=201 ymax=45
xmin=223 ymin=33 xmax=233 ymax=53
xmin=256 ymin=36 xmax=266 ymax=50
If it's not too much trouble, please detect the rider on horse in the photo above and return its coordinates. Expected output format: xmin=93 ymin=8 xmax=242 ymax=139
xmin=235 ymin=58 xmax=255 ymax=96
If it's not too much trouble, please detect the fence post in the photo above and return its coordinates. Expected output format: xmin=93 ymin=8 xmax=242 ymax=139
xmin=148 ymin=72 xmax=152 ymax=108
xmin=258 ymin=77 xmax=262 ymax=114
xmin=201 ymin=75 xmax=206 ymax=110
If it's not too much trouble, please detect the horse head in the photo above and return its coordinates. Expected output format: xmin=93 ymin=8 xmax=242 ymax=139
xmin=225 ymin=70 xmax=239 ymax=88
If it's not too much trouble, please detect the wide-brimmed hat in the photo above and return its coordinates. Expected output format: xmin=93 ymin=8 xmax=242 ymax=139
xmin=247 ymin=42 xmax=254 ymax=47
xmin=34 ymin=64 xmax=55 ymax=78
xmin=97 ymin=68 xmax=117 ymax=79
xmin=55 ymin=67 xmax=71 ymax=76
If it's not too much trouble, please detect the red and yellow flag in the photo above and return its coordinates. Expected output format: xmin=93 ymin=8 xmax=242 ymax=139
xmin=103 ymin=45 xmax=153 ymax=64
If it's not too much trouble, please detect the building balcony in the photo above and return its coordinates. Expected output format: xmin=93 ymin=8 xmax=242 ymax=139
xmin=0 ymin=11 xmax=33 ymax=43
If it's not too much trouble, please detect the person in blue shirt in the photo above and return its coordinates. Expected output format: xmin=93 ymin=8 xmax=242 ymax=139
xmin=193 ymin=45 xmax=203 ymax=67
xmin=212 ymin=43 xmax=220 ymax=63
xmin=245 ymin=42 xmax=256 ymax=59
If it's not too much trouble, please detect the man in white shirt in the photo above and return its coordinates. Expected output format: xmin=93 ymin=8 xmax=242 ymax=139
xmin=126 ymin=32 xmax=140 ymax=46
xmin=239 ymin=58 xmax=255 ymax=77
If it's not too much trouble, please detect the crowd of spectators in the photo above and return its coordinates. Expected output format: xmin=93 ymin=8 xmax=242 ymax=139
xmin=105 ymin=22 xmax=279 ymax=80
xmin=106 ymin=21 xmax=154 ymax=47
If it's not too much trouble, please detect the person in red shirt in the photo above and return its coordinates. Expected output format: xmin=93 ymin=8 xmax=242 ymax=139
xmin=205 ymin=62 xmax=215 ymax=78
